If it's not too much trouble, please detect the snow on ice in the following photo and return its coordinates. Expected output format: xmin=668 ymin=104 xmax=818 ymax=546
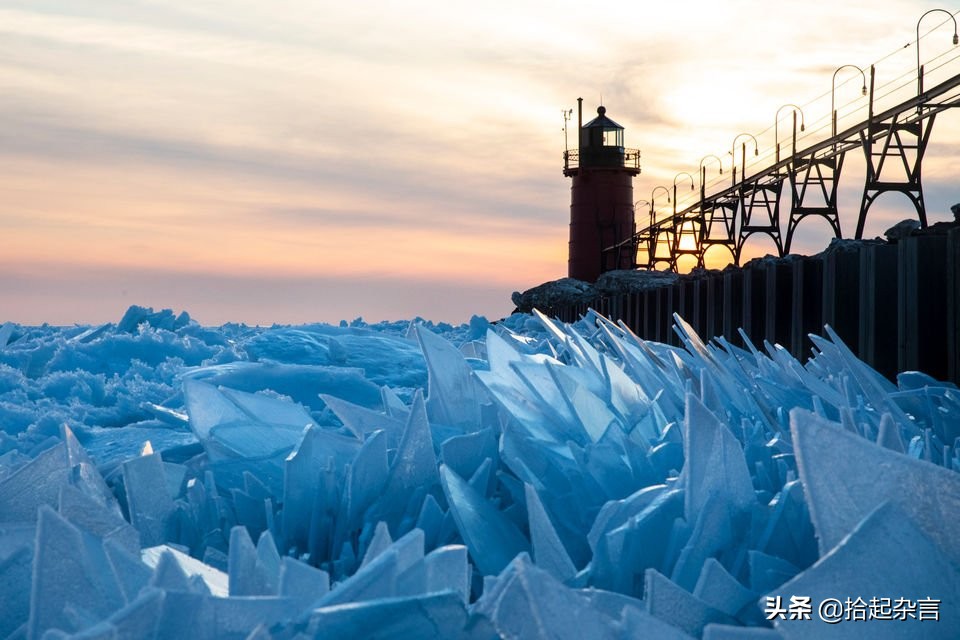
xmin=0 ymin=304 xmax=957 ymax=638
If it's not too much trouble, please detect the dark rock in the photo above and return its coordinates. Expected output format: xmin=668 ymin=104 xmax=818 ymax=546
xmin=883 ymin=219 xmax=920 ymax=242
xmin=813 ymin=237 xmax=885 ymax=258
xmin=594 ymin=269 xmax=678 ymax=296
xmin=511 ymin=278 xmax=597 ymax=313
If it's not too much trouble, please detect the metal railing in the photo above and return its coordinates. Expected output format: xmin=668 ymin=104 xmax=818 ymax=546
xmin=563 ymin=148 xmax=641 ymax=172
xmin=617 ymin=69 xmax=960 ymax=270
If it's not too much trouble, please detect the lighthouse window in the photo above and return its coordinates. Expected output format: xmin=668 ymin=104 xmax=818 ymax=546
xmin=602 ymin=129 xmax=622 ymax=147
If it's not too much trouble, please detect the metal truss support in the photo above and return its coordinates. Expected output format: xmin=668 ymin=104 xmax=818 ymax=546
xmin=698 ymin=199 xmax=738 ymax=264
xmin=634 ymin=230 xmax=655 ymax=269
xmin=650 ymin=228 xmax=676 ymax=270
xmin=856 ymin=111 xmax=936 ymax=238
xmin=784 ymin=152 xmax=845 ymax=254
xmin=622 ymin=68 xmax=960 ymax=275
xmin=669 ymin=210 xmax=706 ymax=269
xmin=735 ymin=176 xmax=786 ymax=264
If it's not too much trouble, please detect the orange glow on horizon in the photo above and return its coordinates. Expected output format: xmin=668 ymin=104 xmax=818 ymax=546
xmin=2 ymin=2 xmax=958 ymax=324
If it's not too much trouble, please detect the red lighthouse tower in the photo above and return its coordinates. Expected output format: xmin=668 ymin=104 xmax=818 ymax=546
xmin=563 ymin=100 xmax=641 ymax=282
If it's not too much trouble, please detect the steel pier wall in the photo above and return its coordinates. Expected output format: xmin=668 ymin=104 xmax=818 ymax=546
xmin=548 ymin=232 xmax=960 ymax=384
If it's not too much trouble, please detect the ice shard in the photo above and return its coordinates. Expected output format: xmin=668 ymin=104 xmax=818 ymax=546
xmin=281 ymin=422 xmax=360 ymax=552
xmin=315 ymin=528 xmax=425 ymax=606
xmin=184 ymin=380 xmax=314 ymax=493
xmin=305 ymin=591 xmax=476 ymax=640
xmin=28 ymin=506 xmax=126 ymax=638
xmin=473 ymin=553 xmax=618 ymax=640
xmin=0 ymin=544 xmax=31 ymax=637
xmin=769 ymin=502 xmax=960 ymax=639
xmin=368 ymin=391 xmax=440 ymax=529
xmin=439 ymin=465 xmax=529 ymax=577
xmin=644 ymin=567 xmax=736 ymax=637
xmin=122 ymin=444 xmax=176 ymax=547
xmin=3 ymin=307 xmax=959 ymax=638
xmin=415 ymin=325 xmax=486 ymax=429
xmin=0 ymin=425 xmax=113 ymax=524
xmin=790 ymin=407 xmax=960 ymax=564
xmin=320 ymin=393 xmax=407 ymax=445
xmin=525 ymin=483 xmax=577 ymax=582
xmin=693 ymin=557 xmax=759 ymax=619
xmin=681 ymin=393 xmax=756 ymax=522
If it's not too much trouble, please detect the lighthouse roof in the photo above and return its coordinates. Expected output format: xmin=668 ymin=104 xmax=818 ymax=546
xmin=583 ymin=106 xmax=623 ymax=130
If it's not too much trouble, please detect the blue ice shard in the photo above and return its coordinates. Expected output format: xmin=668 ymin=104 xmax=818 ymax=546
xmin=0 ymin=425 xmax=114 ymax=524
xmin=644 ymin=567 xmax=736 ymax=637
xmin=2 ymin=447 xmax=65 ymax=514
xmin=153 ymin=591 xmax=297 ymax=640
xmin=331 ymin=429 xmax=389 ymax=555
xmin=228 ymin=525 xmax=276 ymax=596
xmin=620 ymin=606 xmax=697 ymax=639
xmin=104 ymin=595 xmax=161 ymax=640
xmin=422 ymin=544 xmax=470 ymax=603
xmin=184 ymin=379 xmax=314 ymax=493
xmin=183 ymin=360 xmax=383 ymax=412
xmin=548 ymin=363 xmax=618 ymax=443
xmin=306 ymin=591 xmax=476 ymax=639
xmin=281 ymin=422 xmax=360 ymax=552
xmin=747 ymin=550 xmax=800 ymax=593
xmin=316 ymin=528 xmax=425 ymax=606
xmin=320 ymin=393 xmax=406 ymax=445
xmin=393 ymin=542 xmax=468 ymax=600
xmin=416 ymin=325 xmax=486 ymax=429
xmin=575 ymin=586 xmax=644 ymax=621
xmin=439 ymin=464 xmax=529 ymax=577
xmin=670 ymin=493 xmax=735 ymax=592
xmin=441 ymin=428 xmax=497 ymax=482
xmin=476 ymin=329 xmax=570 ymax=443
xmin=150 ymin=547 xmax=201 ymax=593
xmin=768 ymin=502 xmax=960 ymax=640
xmin=58 ymin=484 xmax=140 ymax=555
xmin=589 ymin=488 xmax=683 ymax=595
xmin=0 ymin=543 xmax=31 ymax=637
xmin=681 ymin=393 xmax=755 ymax=522
xmin=587 ymin=483 xmax=668 ymax=553
xmin=91 ymin=586 xmax=165 ymax=640
xmin=0 ymin=321 xmax=14 ymax=348
xmin=369 ymin=391 xmax=440 ymax=528
xmin=279 ymin=555 xmax=330 ymax=609
xmin=381 ymin=385 xmax=410 ymax=418
xmin=104 ymin=540 xmax=153 ymax=603
xmin=525 ymin=483 xmax=576 ymax=582
xmin=28 ymin=506 xmax=126 ymax=638
xmin=415 ymin=493 xmax=446 ymax=549
xmin=122 ymin=443 xmax=176 ymax=547
xmin=473 ymin=553 xmax=618 ymax=639
xmin=142 ymin=544 xmax=229 ymax=596
xmin=790 ymin=407 xmax=960 ymax=564
xmin=874 ymin=412 xmax=905 ymax=453
xmin=693 ymin=557 xmax=759 ymax=619
xmin=752 ymin=480 xmax=817 ymax=570
xmin=361 ymin=521 xmax=394 ymax=568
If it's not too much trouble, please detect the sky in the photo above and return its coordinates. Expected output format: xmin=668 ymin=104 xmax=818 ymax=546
xmin=2 ymin=1 xmax=959 ymax=325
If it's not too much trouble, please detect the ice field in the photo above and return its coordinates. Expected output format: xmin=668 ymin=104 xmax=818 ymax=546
xmin=0 ymin=304 xmax=957 ymax=639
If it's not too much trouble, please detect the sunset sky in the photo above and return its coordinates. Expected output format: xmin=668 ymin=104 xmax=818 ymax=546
xmin=2 ymin=1 xmax=959 ymax=325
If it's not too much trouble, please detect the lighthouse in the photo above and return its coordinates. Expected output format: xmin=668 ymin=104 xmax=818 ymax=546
xmin=563 ymin=100 xmax=641 ymax=282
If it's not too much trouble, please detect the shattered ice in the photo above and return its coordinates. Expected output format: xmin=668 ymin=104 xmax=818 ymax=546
xmin=0 ymin=305 xmax=956 ymax=638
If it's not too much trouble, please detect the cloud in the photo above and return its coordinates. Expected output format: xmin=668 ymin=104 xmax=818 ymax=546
xmin=1 ymin=1 xmax=958 ymax=324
